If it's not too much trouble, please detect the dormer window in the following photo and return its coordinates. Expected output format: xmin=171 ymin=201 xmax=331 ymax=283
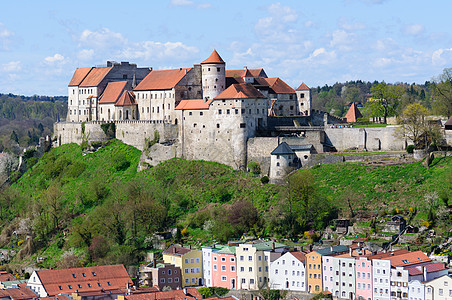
xmin=92 ymin=272 xmax=97 ymax=276
xmin=72 ymin=274 xmax=76 ymax=278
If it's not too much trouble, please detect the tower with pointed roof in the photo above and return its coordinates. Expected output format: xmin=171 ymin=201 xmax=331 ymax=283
xmin=296 ymin=82 xmax=311 ymax=116
xmin=201 ymin=50 xmax=226 ymax=100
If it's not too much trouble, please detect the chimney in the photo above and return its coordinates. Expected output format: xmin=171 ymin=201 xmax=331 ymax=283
xmin=272 ymin=242 xmax=275 ymax=251
xmin=183 ymin=288 xmax=187 ymax=295
xmin=189 ymin=245 xmax=192 ymax=250
xmin=153 ymin=258 xmax=157 ymax=267
xmin=149 ymin=67 xmax=153 ymax=71
xmin=244 ymin=66 xmax=247 ymax=69
xmin=185 ymin=69 xmax=187 ymax=74
xmin=330 ymin=246 xmax=333 ymax=253
xmin=423 ymin=266 xmax=427 ymax=282
xmin=349 ymin=247 xmax=352 ymax=256
xmin=173 ymin=247 xmax=176 ymax=254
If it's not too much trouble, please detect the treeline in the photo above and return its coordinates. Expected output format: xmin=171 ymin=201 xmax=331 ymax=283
xmin=312 ymin=68 xmax=452 ymax=119
xmin=0 ymin=93 xmax=67 ymax=153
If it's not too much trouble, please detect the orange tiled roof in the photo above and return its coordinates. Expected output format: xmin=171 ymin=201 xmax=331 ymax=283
xmin=34 ymin=264 xmax=132 ymax=297
xmin=98 ymin=81 xmax=128 ymax=104
xmin=291 ymin=251 xmax=306 ymax=262
xmin=296 ymin=82 xmax=310 ymax=91
xmin=345 ymin=102 xmax=363 ymax=123
xmin=0 ymin=286 xmax=37 ymax=300
xmin=134 ymin=68 xmax=191 ymax=91
xmin=125 ymin=288 xmax=201 ymax=300
xmin=226 ymin=68 xmax=265 ymax=78
xmin=215 ymin=83 xmax=266 ymax=100
xmin=175 ymin=99 xmax=213 ymax=110
xmin=0 ymin=272 xmax=16 ymax=281
xmin=201 ymin=50 xmax=225 ymax=64
xmin=68 ymin=68 xmax=93 ymax=87
xmin=80 ymin=67 xmax=113 ymax=87
xmin=115 ymin=91 xmax=136 ymax=106
xmin=382 ymin=250 xmax=431 ymax=267
xmin=264 ymin=77 xmax=296 ymax=94
xmin=368 ymin=249 xmax=410 ymax=260
xmin=163 ymin=245 xmax=193 ymax=256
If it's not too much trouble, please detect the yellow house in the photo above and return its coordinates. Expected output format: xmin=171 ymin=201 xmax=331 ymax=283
xmin=163 ymin=245 xmax=203 ymax=287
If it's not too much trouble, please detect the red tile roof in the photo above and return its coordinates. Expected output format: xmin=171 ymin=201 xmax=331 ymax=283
xmin=115 ymin=91 xmax=136 ymax=106
xmin=296 ymin=82 xmax=310 ymax=91
xmin=134 ymin=68 xmax=191 ymax=91
xmin=407 ymin=262 xmax=448 ymax=276
xmin=382 ymin=250 xmax=431 ymax=267
xmin=368 ymin=249 xmax=410 ymax=260
xmin=215 ymin=83 xmax=266 ymax=100
xmin=243 ymin=68 xmax=253 ymax=78
xmin=79 ymin=67 xmax=113 ymax=87
xmin=0 ymin=286 xmax=37 ymax=300
xmin=291 ymin=251 xmax=306 ymax=262
xmin=34 ymin=264 xmax=132 ymax=297
xmin=162 ymin=245 xmax=193 ymax=256
xmin=175 ymin=99 xmax=213 ymax=110
xmin=99 ymin=81 xmax=128 ymax=104
xmin=201 ymin=50 xmax=225 ymax=64
xmin=0 ymin=272 xmax=16 ymax=281
xmin=226 ymin=68 xmax=266 ymax=78
xmin=68 ymin=68 xmax=93 ymax=87
xmin=345 ymin=102 xmax=363 ymax=123
xmin=125 ymin=287 xmax=201 ymax=300
xmin=264 ymin=77 xmax=296 ymax=94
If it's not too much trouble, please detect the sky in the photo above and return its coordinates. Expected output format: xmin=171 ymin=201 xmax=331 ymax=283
xmin=1 ymin=0 xmax=452 ymax=96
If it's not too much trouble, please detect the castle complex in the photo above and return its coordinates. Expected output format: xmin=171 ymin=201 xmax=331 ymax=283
xmin=55 ymin=50 xmax=406 ymax=179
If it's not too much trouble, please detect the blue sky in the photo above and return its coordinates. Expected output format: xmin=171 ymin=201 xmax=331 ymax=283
xmin=1 ymin=0 xmax=452 ymax=96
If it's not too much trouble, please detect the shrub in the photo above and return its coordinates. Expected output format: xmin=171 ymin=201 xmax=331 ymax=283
xmin=247 ymin=161 xmax=260 ymax=175
xmin=260 ymin=176 xmax=269 ymax=184
xmin=406 ymin=145 xmax=415 ymax=154
xmin=198 ymin=288 xmax=213 ymax=298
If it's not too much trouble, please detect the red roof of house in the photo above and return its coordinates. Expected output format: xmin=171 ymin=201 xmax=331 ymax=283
xmin=175 ymin=99 xmax=213 ymax=110
xmin=0 ymin=286 xmax=37 ymax=300
xmin=0 ymin=272 xmax=16 ymax=281
xmin=215 ymin=83 xmax=266 ymax=100
xmin=407 ymin=262 xmax=448 ymax=276
xmin=34 ymin=264 xmax=132 ymax=297
xmin=264 ymin=77 xmax=296 ymax=94
xmin=296 ymin=82 xmax=310 ymax=91
xmin=368 ymin=249 xmax=410 ymax=260
xmin=125 ymin=288 xmax=201 ymax=300
xmin=382 ymin=250 xmax=431 ymax=267
xmin=98 ymin=81 xmax=128 ymax=104
xmin=243 ymin=68 xmax=253 ymax=78
xmin=345 ymin=102 xmax=363 ymax=123
xmin=68 ymin=68 xmax=93 ymax=86
xmin=163 ymin=245 xmax=193 ymax=256
xmin=226 ymin=68 xmax=266 ymax=78
xmin=115 ymin=91 xmax=136 ymax=106
xmin=291 ymin=251 xmax=306 ymax=262
xmin=134 ymin=68 xmax=191 ymax=91
xmin=201 ymin=50 xmax=225 ymax=64
xmin=79 ymin=67 xmax=113 ymax=87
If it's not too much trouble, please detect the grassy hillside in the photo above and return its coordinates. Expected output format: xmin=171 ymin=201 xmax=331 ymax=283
xmin=0 ymin=140 xmax=450 ymax=271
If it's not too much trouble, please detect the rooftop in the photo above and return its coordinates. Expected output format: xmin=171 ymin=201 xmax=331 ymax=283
xmin=134 ymin=68 xmax=191 ymax=91
xmin=201 ymin=50 xmax=225 ymax=64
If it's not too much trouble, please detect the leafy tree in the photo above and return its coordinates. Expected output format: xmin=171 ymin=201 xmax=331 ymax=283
xmin=397 ymin=103 xmax=429 ymax=148
xmin=369 ymin=83 xmax=404 ymax=123
xmin=228 ymin=200 xmax=259 ymax=235
xmin=432 ymin=68 xmax=452 ymax=117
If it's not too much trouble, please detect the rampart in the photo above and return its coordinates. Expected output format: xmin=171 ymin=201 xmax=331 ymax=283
xmin=324 ymin=126 xmax=406 ymax=152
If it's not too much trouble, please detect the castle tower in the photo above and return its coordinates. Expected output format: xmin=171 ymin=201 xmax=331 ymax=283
xmin=296 ymin=82 xmax=311 ymax=116
xmin=201 ymin=50 xmax=226 ymax=100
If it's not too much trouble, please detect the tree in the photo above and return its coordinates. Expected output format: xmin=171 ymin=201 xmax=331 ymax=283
xmin=397 ymin=103 xmax=429 ymax=148
xmin=432 ymin=68 xmax=452 ymax=117
xmin=369 ymin=83 xmax=404 ymax=123
xmin=344 ymin=86 xmax=360 ymax=104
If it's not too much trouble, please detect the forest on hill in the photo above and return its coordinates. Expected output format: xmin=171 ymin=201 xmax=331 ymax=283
xmin=0 ymin=93 xmax=67 ymax=153
xmin=0 ymin=140 xmax=449 ymax=272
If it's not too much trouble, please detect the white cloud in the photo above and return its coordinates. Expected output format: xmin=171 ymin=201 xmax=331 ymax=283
xmin=79 ymin=28 xmax=127 ymax=50
xmin=121 ymin=41 xmax=199 ymax=62
xmin=306 ymin=48 xmax=337 ymax=64
xmin=405 ymin=24 xmax=424 ymax=36
xmin=45 ymin=53 xmax=65 ymax=63
xmin=0 ymin=23 xmax=13 ymax=50
xmin=170 ymin=0 xmax=193 ymax=6
xmin=372 ymin=57 xmax=392 ymax=68
xmin=77 ymin=49 xmax=95 ymax=61
xmin=329 ymin=30 xmax=355 ymax=51
xmin=255 ymin=3 xmax=298 ymax=43
xmin=432 ymin=48 xmax=452 ymax=66
xmin=2 ymin=61 xmax=21 ymax=72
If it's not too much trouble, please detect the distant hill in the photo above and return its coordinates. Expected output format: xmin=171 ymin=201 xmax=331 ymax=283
xmin=0 ymin=93 xmax=67 ymax=152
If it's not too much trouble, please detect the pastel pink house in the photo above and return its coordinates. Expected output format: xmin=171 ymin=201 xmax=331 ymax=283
xmin=211 ymin=246 xmax=237 ymax=289
xmin=356 ymin=256 xmax=373 ymax=300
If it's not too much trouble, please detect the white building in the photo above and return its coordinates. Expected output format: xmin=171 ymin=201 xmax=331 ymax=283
xmin=269 ymin=251 xmax=307 ymax=291
xmin=424 ymin=275 xmax=452 ymax=300
xmin=408 ymin=280 xmax=425 ymax=300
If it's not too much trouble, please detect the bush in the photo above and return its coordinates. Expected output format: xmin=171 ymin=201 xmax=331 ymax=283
xmin=260 ymin=176 xmax=269 ymax=184
xmin=247 ymin=161 xmax=260 ymax=175
xmin=406 ymin=145 xmax=415 ymax=154
xmin=198 ymin=287 xmax=213 ymax=298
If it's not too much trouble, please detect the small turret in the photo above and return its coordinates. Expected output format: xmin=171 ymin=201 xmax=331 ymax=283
xmin=201 ymin=50 xmax=226 ymax=100
xmin=295 ymin=82 xmax=311 ymax=116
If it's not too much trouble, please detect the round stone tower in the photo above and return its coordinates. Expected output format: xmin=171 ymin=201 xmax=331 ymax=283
xmin=201 ymin=50 xmax=226 ymax=100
